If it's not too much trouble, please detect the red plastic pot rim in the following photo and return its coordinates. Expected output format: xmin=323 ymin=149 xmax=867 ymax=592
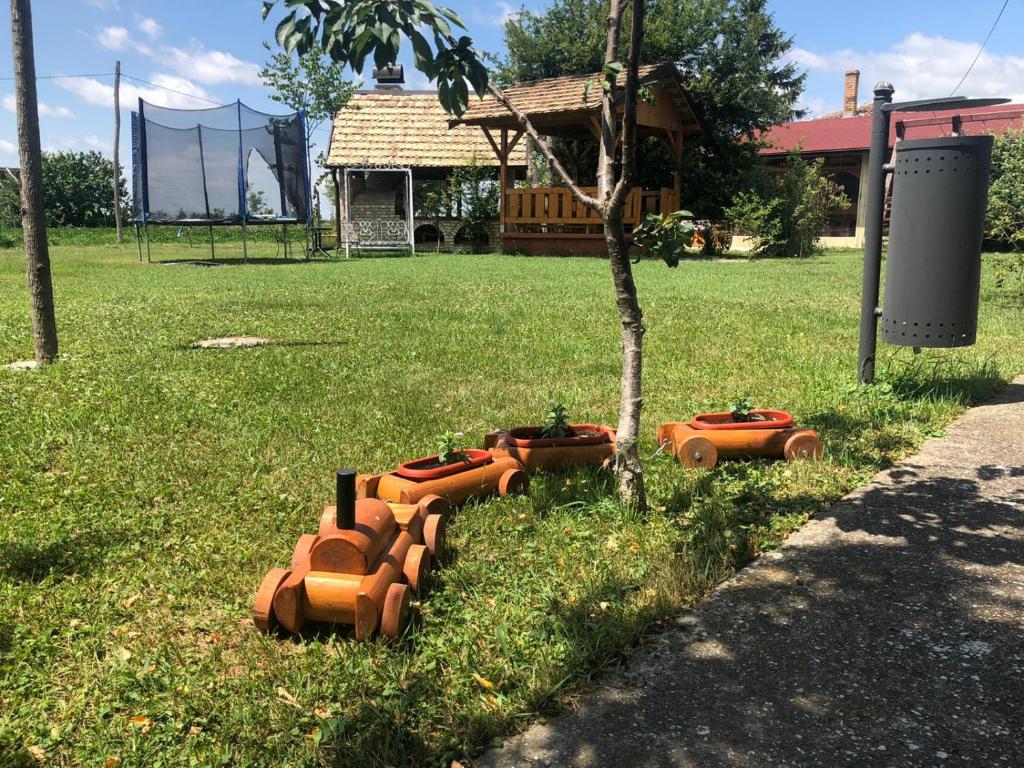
xmin=690 ymin=410 xmax=794 ymax=431
xmin=395 ymin=448 xmax=492 ymax=480
xmin=503 ymin=424 xmax=611 ymax=448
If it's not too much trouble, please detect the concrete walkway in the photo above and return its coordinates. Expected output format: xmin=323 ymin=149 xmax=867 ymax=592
xmin=478 ymin=376 xmax=1024 ymax=767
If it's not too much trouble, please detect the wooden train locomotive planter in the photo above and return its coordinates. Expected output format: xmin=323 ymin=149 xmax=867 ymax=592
xmin=252 ymin=469 xmax=450 ymax=640
xmin=484 ymin=424 xmax=617 ymax=471
xmin=357 ymin=450 xmax=529 ymax=507
xmin=657 ymin=410 xmax=823 ymax=469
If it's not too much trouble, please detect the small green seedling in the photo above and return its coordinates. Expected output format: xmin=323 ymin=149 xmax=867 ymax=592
xmin=729 ymin=397 xmax=767 ymax=423
xmin=540 ymin=397 xmax=572 ymax=439
xmin=436 ymin=431 xmax=470 ymax=465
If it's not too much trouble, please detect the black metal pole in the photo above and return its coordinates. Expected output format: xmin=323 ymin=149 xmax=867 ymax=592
xmin=336 ymin=468 xmax=356 ymax=530
xmin=858 ymin=81 xmax=895 ymax=384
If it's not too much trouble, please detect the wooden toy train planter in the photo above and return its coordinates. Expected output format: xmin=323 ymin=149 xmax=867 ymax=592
xmin=253 ymin=469 xmax=450 ymax=640
xmin=357 ymin=449 xmax=530 ymax=506
xmin=657 ymin=410 xmax=823 ymax=469
xmin=484 ymin=424 xmax=617 ymax=471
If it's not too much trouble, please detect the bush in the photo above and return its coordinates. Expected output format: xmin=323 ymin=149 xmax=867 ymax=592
xmin=986 ymin=129 xmax=1024 ymax=289
xmin=726 ymin=150 xmax=849 ymax=258
xmin=447 ymin=156 xmax=499 ymax=249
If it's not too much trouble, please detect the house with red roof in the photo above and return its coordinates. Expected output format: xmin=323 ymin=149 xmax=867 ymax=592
xmin=756 ymin=70 xmax=1024 ymax=248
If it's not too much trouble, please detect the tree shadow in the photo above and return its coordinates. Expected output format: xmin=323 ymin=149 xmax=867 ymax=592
xmin=0 ymin=533 xmax=111 ymax=584
xmin=472 ymin=459 xmax=1024 ymax=767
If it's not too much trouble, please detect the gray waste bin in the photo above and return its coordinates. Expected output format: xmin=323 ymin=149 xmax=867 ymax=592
xmin=881 ymin=135 xmax=993 ymax=348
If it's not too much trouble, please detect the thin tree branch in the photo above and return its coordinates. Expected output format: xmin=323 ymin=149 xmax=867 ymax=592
xmin=596 ymin=0 xmax=626 ymax=204
xmin=483 ymin=81 xmax=601 ymax=210
xmin=610 ymin=0 xmax=645 ymax=209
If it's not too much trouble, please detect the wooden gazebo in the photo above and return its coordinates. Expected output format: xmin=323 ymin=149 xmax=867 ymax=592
xmin=453 ymin=62 xmax=704 ymax=255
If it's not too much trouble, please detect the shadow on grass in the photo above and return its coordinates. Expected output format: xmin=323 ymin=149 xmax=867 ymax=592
xmin=472 ymin=461 xmax=1024 ymax=767
xmin=155 ymin=257 xmax=318 ymax=267
xmin=0 ymin=533 xmax=110 ymax=584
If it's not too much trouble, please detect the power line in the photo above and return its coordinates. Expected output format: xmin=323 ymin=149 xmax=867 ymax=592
xmin=121 ymin=73 xmax=223 ymax=106
xmin=951 ymin=0 xmax=1011 ymax=95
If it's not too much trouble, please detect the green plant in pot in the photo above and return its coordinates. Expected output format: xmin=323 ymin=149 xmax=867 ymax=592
xmin=436 ymin=431 xmax=471 ymax=465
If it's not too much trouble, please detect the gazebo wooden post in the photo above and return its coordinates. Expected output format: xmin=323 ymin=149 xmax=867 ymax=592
xmin=500 ymin=128 xmax=509 ymax=232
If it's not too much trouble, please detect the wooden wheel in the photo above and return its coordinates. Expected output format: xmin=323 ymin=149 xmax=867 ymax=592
xmin=423 ymin=513 xmax=447 ymax=562
xmin=784 ymin=432 xmax=823 ymax=462
xmin=417 ymin=493 xmax=451 ymax=518
xmin=252 ymin=568 xmax=290 ymax=632
xmin=403 ymin=544 xmax=432 ymax=594
xmin=290 ymin=534 xmax=317 ymax=569
xmin=498 ymin=468 xmax=529 ymax=497
xmin=380 ymin=582 xmax=411 ymax=640
xmin=677 ymin=435 xmax=717 ymax=469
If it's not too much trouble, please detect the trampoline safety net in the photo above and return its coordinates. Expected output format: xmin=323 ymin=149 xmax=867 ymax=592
xmin=131 ymin=99 xmax=310 ymax=225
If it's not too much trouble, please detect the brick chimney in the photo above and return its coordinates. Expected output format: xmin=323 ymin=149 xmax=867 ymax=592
xmin=843 ymin=69 xmax=860 ymax=116
xmin=373 ymin=64 xmax=405 ymax=91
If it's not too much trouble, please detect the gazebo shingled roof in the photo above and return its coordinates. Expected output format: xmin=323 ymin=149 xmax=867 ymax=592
xmin=452 ymin=62 xmax=704 ymax=140
xmin=326 ymin=90 xmax=527 ymax=168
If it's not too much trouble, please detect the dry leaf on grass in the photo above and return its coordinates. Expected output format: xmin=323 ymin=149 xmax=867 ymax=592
xmin=127 ymin=715 xmax=153 ymax=732
xmin=472 ymin=673 xmax=495 ymax=689
xmin=27 ymin=745 xmax=45 ymax=762
xmin=276 ymin=687 xmax=302 ymax=709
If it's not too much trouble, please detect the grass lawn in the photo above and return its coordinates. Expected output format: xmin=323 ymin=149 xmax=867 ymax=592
xmin=1 ymin=243 xmax=1022 ymax=767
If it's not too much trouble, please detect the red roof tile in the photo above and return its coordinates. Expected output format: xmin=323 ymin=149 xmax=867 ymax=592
xmin=760 ymin=103 xmax=1024 ymax=156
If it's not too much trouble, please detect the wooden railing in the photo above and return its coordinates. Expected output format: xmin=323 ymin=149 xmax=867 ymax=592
xmin=503 ymin=186 xmax=679 ymax=230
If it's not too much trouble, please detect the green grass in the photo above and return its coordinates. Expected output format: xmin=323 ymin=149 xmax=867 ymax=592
xmin=1 ymin=244 xmax=1022 ymax=767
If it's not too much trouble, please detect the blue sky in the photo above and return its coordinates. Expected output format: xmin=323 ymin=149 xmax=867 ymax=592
xmin=0 ymin=0 xmax=1022 ymax=170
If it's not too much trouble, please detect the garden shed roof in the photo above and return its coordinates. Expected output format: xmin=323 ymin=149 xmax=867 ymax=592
xmin=326 ymin=90 xmax=526 ymax=168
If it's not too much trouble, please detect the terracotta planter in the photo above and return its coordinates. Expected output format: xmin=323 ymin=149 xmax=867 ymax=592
xmin=690 ymin=410 xmax=794 ymax=431
xmin=362 ymin=454 xmax=529 ymax=507
xmin=485 ymin=424 xmax=616 ymax=471
xmin=657 ymin=418 xmax=822 ymax=470
xmin=395 ymin=448 xmax=492 ymax=481
xmin=252 ymin=471 xmax=449 ymax=641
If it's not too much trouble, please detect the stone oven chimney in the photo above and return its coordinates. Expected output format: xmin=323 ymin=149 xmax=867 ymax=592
xmin=373 ymin=64 xmax=405 ymax=91
xmin=843 ymin=69 xmax=860 ymax=116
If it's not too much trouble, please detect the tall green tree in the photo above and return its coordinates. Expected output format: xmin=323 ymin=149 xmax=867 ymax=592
xmin=259 ymin=41 xmax=356 ymax=219
xmin=40 ymin=151 xmax=129 ymax=228
xmin=500 ymin=0 xmax=805 ymax=222
xmin=263 ymin=0 xmax=669 ymax=508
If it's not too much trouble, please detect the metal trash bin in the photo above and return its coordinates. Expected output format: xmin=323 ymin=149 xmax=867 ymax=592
xmin=881 ymin=135 xmax=993 ymax=348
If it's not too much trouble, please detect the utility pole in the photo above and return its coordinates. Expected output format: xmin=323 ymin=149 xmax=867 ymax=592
xmin=113 ymin=59 xmax=123 ymax=243
xmin=10 ymin=0 xmax=57 ymax=363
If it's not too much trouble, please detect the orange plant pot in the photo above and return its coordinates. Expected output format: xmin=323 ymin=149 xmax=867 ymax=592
xmin=657 ymin=420 xmax=823 ymax=469
xmin=484 ymin=424 xmax=616 ymax=471
xmin=358 ymin=455 xmax=529 ymax=508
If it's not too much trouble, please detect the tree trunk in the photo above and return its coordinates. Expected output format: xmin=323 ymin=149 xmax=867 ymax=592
xmin=604 ymin=210 xmax=646 ymax=509
xmin=113 ymin=59 xmax=123 ymax=243
xmin=11 ymin=0 xmax=57 ymax=364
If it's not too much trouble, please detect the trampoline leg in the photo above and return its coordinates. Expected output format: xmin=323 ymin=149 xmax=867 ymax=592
xmin=134 ymin=223 xmax=143 ymax=262
xmin=283 ymin=223 xmax=288 ymax=260
xmin=208 ymin=225 xmax=215 ymax=261
xmin=143 ymin=223 xmax=152 ymax=263
xmin=241 ymin=220 xmax=249 ymax=263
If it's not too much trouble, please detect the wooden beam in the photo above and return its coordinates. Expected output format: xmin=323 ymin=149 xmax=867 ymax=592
xmin=499 ymin=128 xmax=509 ymax=231
xmin=481 ymin=127 xmax=503 ymax=162
xmin=506 ymin=129 xmax=525 ymax=157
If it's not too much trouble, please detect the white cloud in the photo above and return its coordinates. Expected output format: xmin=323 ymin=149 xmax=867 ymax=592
xmin=54 ymin=73 xmax=216 ymax=110
xmin=43 ymin=134 xmax=110 ymax=155
xmin=469 ymin=2 xmax=518 ymax=27
xmin=791 ymin=33 xmax=1024 ymax=115
xmin=85 ymin=0 xmax=120 ymax=9
xmin=3 ymin=94 xmax=74 ymax=118
xmin=137 ymin=18 xmax=161 ymax=39
xmin=162 ymin=46 xmax=261 ymax=85
xmin=0 ymin=138 xmax=16 ymax=155
xmin=96 ymin=25 xmax=130 ymax=50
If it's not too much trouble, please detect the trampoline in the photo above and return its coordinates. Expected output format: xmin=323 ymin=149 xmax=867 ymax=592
xmin=131 ymin=99 xmax=312 ymax=262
